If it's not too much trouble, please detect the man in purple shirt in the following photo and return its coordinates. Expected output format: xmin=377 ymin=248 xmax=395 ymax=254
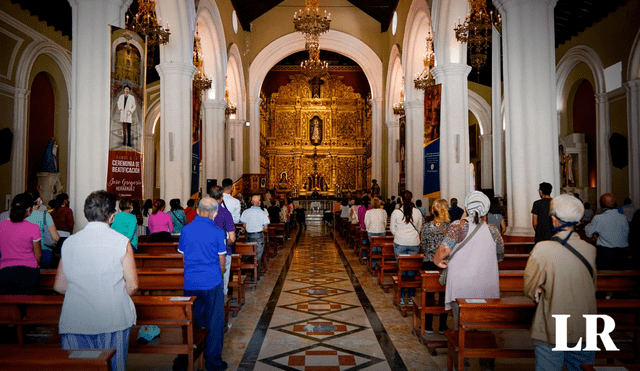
xmin=209 ymin=186 xmax=236 ymax=296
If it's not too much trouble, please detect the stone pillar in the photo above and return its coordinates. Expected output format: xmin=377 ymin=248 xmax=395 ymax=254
xmin=143 ymin=133 xmax=154 ymax=200
xmin=403 ymin=100 xmax=424 ymax=197
xmin=156 ymin=63 xmax=197 ymax=202
xmin=201 ymin=99 xmax=227 ymax=189
xmin=370 ymin=97 xmax=383 ymax=184
xmin=386 ymin=120 xmax=399 ymax=198
xmin=595 ymin=93 xmax=612 ymax=197
xmin=625 ymin=79 xmax=640 ymax=208
xmin=494 ymin=0 xmax=560 ymax=236
xmin=432 ymin=64 xmax=472 ymax=202
xmin=491 ymin=25 xmax=504 ymax=197
xmin=67 ymin=0 xmax=130 ymax=230
xmin=226 ymin=118 xmax=244 ymax=181
xmin=11 ymin=88 xmax=29 ymax=196
xmin=480 ymin=134 xmax=493 ymax=189
xmin=249 ymin=96 xmax=262 ymax=173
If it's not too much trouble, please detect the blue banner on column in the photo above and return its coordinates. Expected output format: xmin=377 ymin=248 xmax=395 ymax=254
xmin=191 ymin=141 xmax=200 ymax=196
xmin=423 ymin=138 xmax=440 ymax=197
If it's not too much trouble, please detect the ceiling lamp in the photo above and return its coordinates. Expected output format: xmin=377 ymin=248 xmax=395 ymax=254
xmin=393 ymin=77 xmax=405 ymax=116
xmin=192 ymin=26 xmax=212 ymax=91
xmin=225 ymin=83 xmax=237 ymax=118
xmin=413 ymin=32 xmax=436 ymax=90
xmin=454 ymin=0 xmax=501 ymax=73
xmin=126 ymin=0 xmax=170 ymax=46
xmin=300 ymin=42 xmax=329 ymax=78
xmin=293 ymin=0 xmax=331 ymax=50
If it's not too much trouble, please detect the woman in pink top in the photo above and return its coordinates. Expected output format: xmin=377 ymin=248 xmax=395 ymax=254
xmin=148 ymin=199 xmax=173 ymax=242
xmin=357 ymin=196 xmax=373 ymax=230
xmin=0 ymin=193 xmax=42 ymax=294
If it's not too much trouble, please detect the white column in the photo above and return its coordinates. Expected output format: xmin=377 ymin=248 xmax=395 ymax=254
xmin=11 ymin=88 xmax=29 ymax=196
xmin=404 ymin=100 xmax=424 ymax=197
xmin=370 ymin=97 xmax=383 ymax=184
xmin=201 ymin=99 xmax=227 ymax=188
xmin=226 ymin=118 xmax=245 ymax=181
xmin=156 ymin=63 xmax=197 ymax=202
xmin=143 ymin=133 xmax=154 ymax=200
xmin=625 ymin=79 xmax=640 ymax=207
xmin=432 ymin=64 xmax=472 ymax=202
xmin=491 ymin=25 xmax=504 ymax=197
xmin=248 ymin=95 xmax=261 ymax=173
xmin=480 ymin=134 xmax=493 ymax=189
xmin=494 ymin=0 xmax=559 ymax=236
xmin=67 ymin=0 xmax=130 ymax=231
xmin=386 ymin=119 xmax=399 ymax=197
xmin=595 ymin=92 xmax=612 ymax=196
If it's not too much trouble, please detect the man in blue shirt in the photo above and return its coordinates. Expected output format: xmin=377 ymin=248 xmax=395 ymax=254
xmin=448 ymin=198 xmax=464 ymax=221
xmin=240 ymin=195 xmax=270 ymax=281
xmin=175 ymin=197 xmax=227 ymax=371
xmin=585 ymin=193 xmax=629 ymax=270
xmin=209 ymin=185 xmax=236 ymax=297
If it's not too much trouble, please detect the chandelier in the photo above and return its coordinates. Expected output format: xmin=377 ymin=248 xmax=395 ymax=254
xmin=393 ymin=77 xmax=405 ymax=115
xmin=126 ymin=0 xmax=170 ymax=46
xmin=192 ymin=26 xmax=212 ymax=91
xmin=454 ymin=0 xmax=501 ymax=72
xmin=413 ymin=32 xmax=436 ymax=90
xmin=225 ymin=83 xmax=237 ymax=118
xmin=300 ymin=43 xmax=329 ymax=78
xmin=293 ymin=0 xmax=331 ymax=50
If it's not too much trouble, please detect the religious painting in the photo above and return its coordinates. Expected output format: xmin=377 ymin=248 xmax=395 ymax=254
xmin=260 ymin=177 xmax=267 ymax=188
xmin=424 ymin=84 xmax=441 ymax=144
xmin=107 ymin=26 xmax=146 ymax=200
xmin=309 ymin=116 xmax=323 ymax=146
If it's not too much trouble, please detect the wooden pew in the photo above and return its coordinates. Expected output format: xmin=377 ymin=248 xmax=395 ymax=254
xmin=392 ymin=254 xmax=424 ymax=317
xmin=0 ymin=295 xmax=207 ymax=371
xmin=40 ymin=268 xmax=185 ymax=294
xmin=503 ymin=242 xmax=534 ymax=254
xmin=228 ymin=254 xmax=246 ymax=316
xmin=446 ymin=297 xmax=640 ymax=370
xmin=138 ymin=235 xmax=180 ymax=243
xmin=0 ymin=348 xmax=115 ymax=371
xmin=357 ymin=230 xmax=369 ymax=265
xmin=377 ymin=242 xmax=397 ymax=292
xmin=235 ymin=242 xmax=258 ymax=286
xmin=369 ymin=236 xmax=394 ymax=277
xmin=136 ymin=242 xmax=179 ymax=254
xmin=498 ymin=254 xmax=530 ymax=270
xmin=135 ymin=253 xmax=183 ymax=268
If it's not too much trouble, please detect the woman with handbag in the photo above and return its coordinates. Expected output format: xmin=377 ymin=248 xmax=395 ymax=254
xmin=434 ymin=191 xmax=504 ymax=371
xmin=25 ymin=190 xmax=60 ymax=269
xmin=389 ymin=190 xmax=423 ymax=306
xmin=419 ymin=199 xmax=451 ymax=333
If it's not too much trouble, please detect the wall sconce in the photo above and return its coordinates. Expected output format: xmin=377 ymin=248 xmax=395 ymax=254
xmin=245 ymin=121 xmax=250 ymax=127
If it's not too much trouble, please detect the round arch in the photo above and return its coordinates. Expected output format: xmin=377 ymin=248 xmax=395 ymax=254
xmin=248 ymin=29 xmax=383 ymax=179
xmin=227 ymin=43 xmax=245 ymax=120
xmin=385 ymin=44 xmax=403 ymax=123
xmin=143 ymin=84 xmax=161 ymax=199
xmin=12 ymin=40 xmax=71 ymax=196
xmin=468 ymin=90 xmax=491 ymax=136
xmin=628 ymin=28 xmax=640 ymax=80
xmin=402 ymin=0 xmax=431 ymax=103
xmin=196 ymin=0 xmax=227 ymax=100
xmin=556 ymin=45 xmax=611 ymax=196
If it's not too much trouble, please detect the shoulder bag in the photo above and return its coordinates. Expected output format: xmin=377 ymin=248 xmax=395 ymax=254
xmin=439 ymin=221 xmax=483 ymax=285
xmin=41 ymin=211 xmax=57 ymax=247
xmin=551 ymin=236 xmax=593 ymax=278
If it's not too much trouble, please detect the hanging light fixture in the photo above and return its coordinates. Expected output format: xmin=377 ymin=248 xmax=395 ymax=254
xmin=300 ymin=42 xmax=329 ymax=78
xmin=454 ymin=0 xmax=501 ymax=73
xmin=126 ymin=0 xmax=170 ymax=46
xmin=225 ymin=82 xmax=237 ymax=118
xmin=192 ymin=25 xmax=212 ymax=91
xmin=413 ymin=32 xmax=436 ymax=90
xmin=293 ymin=0 xmax=331 ymax=50
xmin=393 ymin=77 xmax=405 ymax=115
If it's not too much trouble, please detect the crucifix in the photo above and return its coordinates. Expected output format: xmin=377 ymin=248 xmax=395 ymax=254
xmin=303 ymin=148 xmax=329 ymax=191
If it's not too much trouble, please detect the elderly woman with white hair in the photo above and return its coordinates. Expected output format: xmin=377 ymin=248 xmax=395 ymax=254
xmin=434 ymin=191 xmax=504 ymax=371
xmin=524 ymin=194 xmax=596 ymax=371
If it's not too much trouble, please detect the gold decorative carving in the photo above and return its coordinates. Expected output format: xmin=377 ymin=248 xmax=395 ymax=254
xmin=336 ymin=111 xmax=358 ymax=139
xmin=275 ymin=111 xmax=296 ymax=139
xmin=337 ymin=157 xmax=357 ymax=189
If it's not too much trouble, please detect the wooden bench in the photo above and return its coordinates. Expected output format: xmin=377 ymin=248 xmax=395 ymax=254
xmin=138 ymin=235 xmax=180 ymax=243
xmin=136 ymin=242 xmax=180 ymax=254
xmin=0 ymin=295 xmax=207 ymax=371
xmin=392 ymin=254 xmax=424 ymax=317
xmin=503 ymin=242 xmax=534 ymax=254
xmin=377 ymin=242 xmax=397 ymax=292
xmin=357 ymin=230 xmax=370 ymax=265
xmin=369 ymin=236 xmax=394 ymax=277
xmin=498 ymin=254 xmax=530 ymax=270
xmin=235 ymin=242 xmax=258 ymax=286
xmin=135 ymin=253 xmax=184 ymax=268
xmin=446 ymin=297 xmax=640 ymax=370
xmin=228 ymin=254 xmax=246 ymax=316
xmin=0 ymin=348 xmax=115 ymax=371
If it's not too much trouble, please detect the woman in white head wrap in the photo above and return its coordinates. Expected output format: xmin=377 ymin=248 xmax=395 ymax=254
xmin=433 ymin=191 xmax=505 ymax=371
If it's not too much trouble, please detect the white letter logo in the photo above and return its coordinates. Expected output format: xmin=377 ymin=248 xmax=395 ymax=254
xmin=552 ymin=314 xmax=619 ymax=351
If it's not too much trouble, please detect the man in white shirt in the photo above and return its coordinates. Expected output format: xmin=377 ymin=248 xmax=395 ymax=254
xmin=220 ymin=178 xmax=241 ymax=224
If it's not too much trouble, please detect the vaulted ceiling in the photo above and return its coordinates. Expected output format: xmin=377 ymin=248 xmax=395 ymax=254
xmin=8 ymin=0 xmax=633 ymax=86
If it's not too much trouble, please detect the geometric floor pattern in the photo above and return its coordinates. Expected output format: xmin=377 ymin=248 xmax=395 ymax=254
xmin=252 ymin=227 xmax=391 ymax=370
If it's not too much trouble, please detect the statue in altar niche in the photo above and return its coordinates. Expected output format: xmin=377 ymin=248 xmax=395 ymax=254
xmin=278 ymin=171 xmax=290 ymax=190
xmin=309 ymin=116 xmax=322 ymax=146
xmin=559 ymin=144 xmax=575 ymax=187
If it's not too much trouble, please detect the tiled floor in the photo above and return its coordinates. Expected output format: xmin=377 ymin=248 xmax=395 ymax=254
xmin=129 ymin=224 xmax=536 ymax=370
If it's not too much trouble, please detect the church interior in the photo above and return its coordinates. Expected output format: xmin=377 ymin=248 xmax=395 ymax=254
xmin=0 ymin=0 xmax=640 ymax=370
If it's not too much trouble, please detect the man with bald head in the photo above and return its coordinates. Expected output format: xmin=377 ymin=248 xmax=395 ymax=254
xmin=240 ymin=195 xmax=270 ymax=281
xmin=175 ymin=196 xmax=227 ymax=371
xmin=585 ymin=193 xmax=629 ymax=270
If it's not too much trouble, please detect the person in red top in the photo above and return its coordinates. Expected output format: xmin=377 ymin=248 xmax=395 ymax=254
xmin=50 ymin=193 xmax=74 ymax=234
xmin=184 ymin=199 xmax=197 ymax=224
